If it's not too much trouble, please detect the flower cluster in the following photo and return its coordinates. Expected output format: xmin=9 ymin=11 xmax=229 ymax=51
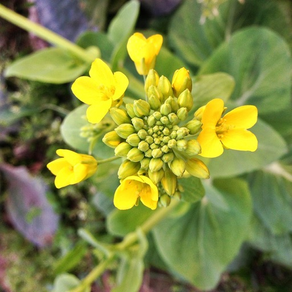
xmin=47 ymin=32 xmax=258 ymax=211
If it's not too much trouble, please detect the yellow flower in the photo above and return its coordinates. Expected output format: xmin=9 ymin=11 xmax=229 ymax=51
xmin=114 ymin=175 xmax=158 ymax=210
xmin=127 ymin=33 xmax=163 ymax=75
xmin=197 ymin=98 xmax=258 ymax=158
xmin=47 ymin=149 xmax=97 ymax=188
xmin=71 ymin=58 xmax=129 ymax=124
xmin=172 ymin=67 xmax=192 ymax=97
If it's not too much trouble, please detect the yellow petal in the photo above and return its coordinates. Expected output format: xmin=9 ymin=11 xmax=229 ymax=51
xmin=202 ymin=98 xmax=224 ymax=128
xmin=140 ymin=176 xmax=158 ymax=200
xmin=55 ymin=167 xmax=74 ymax=188
xmin=220 ymin=129 xmax=258 ymax=152
xmin=127 ymin=33 xmax=147 ymax=63
xmin=57 ymin=149 xmax=82 ymax=165
xmin=72 ymin=164 xmax=88 ymax=183
xmin=112 ymin=71 xmax=129 ymax=101
xmin=224 ymin=105 xmax=258 ymax=129
xmin=71 ymin=76 xmax=104 ymax=105
xmin=89 ymin=58 xmax=114 ymax=87
xmin=86 ymin=99 xmax=112 ymax=124
xmin=147 ymin=34 xmax=163 ymax=56
xmin=47 ymin=158 xmax=69 ymax=175
xmin=197 ymin=128 xmax=223 ymax=158
xmin=113 ymin=180 xmax=139 ymax=210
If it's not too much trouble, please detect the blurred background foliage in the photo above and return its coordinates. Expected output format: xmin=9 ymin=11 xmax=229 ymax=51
xmin=1 ymin=0 xmax=292 ymax=291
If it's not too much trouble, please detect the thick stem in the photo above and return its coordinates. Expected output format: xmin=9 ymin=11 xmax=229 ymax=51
xmin=0 ymin=4 xmax=95 ymax=63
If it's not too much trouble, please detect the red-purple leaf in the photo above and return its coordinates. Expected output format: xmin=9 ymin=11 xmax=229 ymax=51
xmin=0 ymin=164 xmax=59 ymax=247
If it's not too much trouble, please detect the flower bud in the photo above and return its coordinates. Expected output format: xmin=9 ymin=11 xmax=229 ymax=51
xmin=177 ymin=107 xmax=188 ymax=121
xmin=133 ymin=99 xmax=150 ymax=117
xmin=138 ymin=141 xmax=149 ymax=152
xmin=162 ymin=128 xmax=170 ymax=136
xmin=152 ymin=148 xmax=163 ymax=158
xmin=153 ymin=111 xmax=162 ymax=120
xmin=149 ymin=94 xmax=162 ymax=110
xmin=115 ymin=124 xmax=135 ymax=139
xmin=160 ymin=103 xmax=172 ymax=116
xmin=145 ymin=149 xmax=152 ymax=158
xmin=145 ymin=69 xmax=159 ymax=92
xmin=115 ymin=142 xmax=132 ymax=157
xmin=126 ymin=133 xmax=141 ymax=147
xmin=127 ymin=148 xmax=144 ymax=162
xmin=168 ymin=139 xmax=177 ymax=149
xmin=186 ymin=119 xmax=202 ymax=134
xmin=176 ymin=127 xmax=189 ymax=140
xmin=102 ymin=131 xmax=123 ymax=148
xmin=148 ymin=169 xmax=164 ymax=184
xmin=176 ymin=139 xmax=188 ymax=151
xmin=185 ymin=140 xmax=201 ymax=157
xmin=147 ymin=115 xmax=156 ymax=127
xmin=161 ymin=166 xmax=177 ymax=196
xmin=165 ymin=96 xmax=179 ymax=112
xmin=131 ymin=117 xmax=144 ymax=131
xmin=178 ymin=89 xmax=193 ymax=111
xmin=160 ymin=116 xmax=169 ymax=125
xmin=137 ymin=129 xmax=147 ymax=140
xmin=168 ymin=113 xmax=179 ymax=125
xmin=160 ymin=194 xmax=171 ymax=207
xmin=185 ymin=158 xmax=210 ymax=179
xmin=149 ymin=158 xmax=164 ymax=172
xmin=157 ymin=76 xmax=173 ymax=102
xmin=172 ymin=67 xmax=192 ymax=97
xmin=126 ymin=103 xmax=136 ymax=118
xmin=162 ymin=152 xmax=174 ymax=163
xmin=194 ymin=105 xmax=206 ymax=121
xmin=145 ymin=136 xmax=154 ymax=144
xmin=140 ymin=158 xmax=150 ymax=170
xmin=110 ymin=108 xmax=131 ymax=125
xmin=169 ymin=157 xmax=186 ymax=177
xmin=118 ymin=159 xmax=140 ymax=179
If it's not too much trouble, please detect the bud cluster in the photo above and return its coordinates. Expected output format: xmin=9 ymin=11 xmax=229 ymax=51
xmin=102 ymin=69 xmax=209 ymax=206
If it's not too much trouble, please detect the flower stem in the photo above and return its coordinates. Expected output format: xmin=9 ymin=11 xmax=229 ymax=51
xmin=0 ymin=4 xmax=95 ymax=63
xmin=97 ymin=156 xmax=121 ymax=164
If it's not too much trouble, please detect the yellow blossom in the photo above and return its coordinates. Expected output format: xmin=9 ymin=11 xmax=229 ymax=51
xmin=172 ymin=67 xmax=192 ymax=97
xmin=197 ymin=98 xmax=258 ymax=158
xmin=71 ymin=58 xmax=129 ymax=124
xmin=47 ymin=149 xmax=97 ymax=188
xmin=127 ymin=32 xmax=163 ymax=75
xmin=114 ymin=175 xmax=158 ymax=210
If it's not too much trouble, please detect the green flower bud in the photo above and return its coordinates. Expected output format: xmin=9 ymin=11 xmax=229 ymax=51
xmin=140 ymin=158 xmax=150 ymax=170
xmin=126 ymin=103 xmax=136 ymax=118
xmin=115 ymin=142 xmax=132 ymax=157
xmin=172 ymin=67 xmax=192 ymax=97
xmin=161 ymin=145 xmax=169 ymax=153
xmin=145 ymin=136 xmax=154 ymax=144
xmin=165 ymin=96 xmax=179 ymax=112
xmin=115 ymin=123 xmax=135 ymax=139
xmin=176 ymin=139 xmax=188 ymax=151
xmin=173 ymin=191 xmax=181 ymax=200
xmin=138 ymin=129 xmax=148 ymax=140
xmin=162 ymin=152 xmax=174 ymax=163
xmin=152 ymin=148 xmax=163 ymax=158
xmin=138 ymin=141 xmax=149 ymax=152
xmin=118 ymin=159 xmax=140 ymax=179
xmin=169 ymin=157 xmax=186 ymax=177
xmin=127 ymin=148 xmax=144 ymax=162
xmin=168 ymin=113 xmax=179 ymax=125
xmin=185 ymin=140 xmax=201 ymax=157
xmin=147 ymin=115 xmax=156 ymax=127
xmin=160 ymin=103 xmax=172 ymax=116
xmin=126 ymin=133 xmax=140 ymax=147
xmin=161 ymin=166 xmax=177 ymax=196
xmin=145 ymin=69 xmax=159 ymax=92
xmin=145 ymin=149 xmax=152 ymax=158
xmin=153 ymin=125 xmax=160 ymax=133
xmin=102 ymin=131 xmax=123 ymax=148
xmin=177 ymin=107 xmax=188 ymax=121
xmin=178 ymin=89 xmax=193 ymax=111
xmin=176 ymin=127 xmax=189 ymax=140
xmin=131 ymin=117 xmax=144 ymax=131
xmin=109 ymin=108 xmax=131 ymax=125
xmin=158 ymin=76 xmax=173 ymax=102
xmin=168 ymin=139 xmax=177 ymax=149
xmin=148 ymin=169 xmax=164 ymax=184
xmin=160 ymin=116 xmax=169 ymax=125
xmin=170 ymin=131 xmax=177 ymax=139
xmin=160 ymin=194 xmax=171 ymax=207
xmin=186 ymin=119 xmax=202 ymax=134
xmin=149 ymin=94 xmax=162 ymax=110
xmin=185 ymin=158 xmax=210 ymax=179
xmin=150 ymin=143 xmax=158 ymax=150
xmin=133 ymin=99 xmax=150 ymax=117
xmin=194 ymin=105 xmax=206 ymax=121
xmin=153 ymin=111 xmax=162 ymax=120
xmin=162 ymin=128 xmax=170 ymax=136
xmin=149 ymin=158 xmax=164 ymax=172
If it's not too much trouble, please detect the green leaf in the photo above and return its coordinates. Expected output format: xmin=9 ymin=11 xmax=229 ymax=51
xmin=52 ymin=273 xmax=89 ymax=292
xmin=180 ymin=176 xmax=205 ymax=203
xmin=60 ymin=104 xmax=115 ymax=158
xmin=199 ymin=27 xmax=291 ymax=116
xmin=5 ymin=48 xmax=89 ymax=84
xmin=107 ymin=204 xmax=153 ymax=237
xmin=206 ymin=119 xmax=288 ymax=178
xmin=247 ymin=169 xmax=292 ymax=235
xmin=153 ymin=179 xmax=252 ymax=290
xmin=108 ymin=0 xmax=140 ymax=70
xmin=53 ymin=242 xmax=87 ymax=275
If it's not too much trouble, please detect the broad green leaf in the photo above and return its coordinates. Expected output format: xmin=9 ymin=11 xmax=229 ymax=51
xmin=207 ymin=119 xmax=288 ymax=178
xmin=107 ymin=204 xmax=153 ymax=237
xmin=5 ymin=48 xmax=90 ymax=84
xmin=53 ymin=242 xmax=87 ymax=275
xmin=247 ymin=169 xmax=292 ymax=235
xmin=180 ymin=176 xmax=205 ymax=203
xmin=199 ymin=27 xmax=291 ymax=115
xmin=52 ymin=273 xmax=89 ymax=292
xmin=153 ymin=179 xmax=252 ymax=290
xmin=108 ymin=0 xmax=140 ymax=70
xmin=60 ymin=104 xmax=115 ymax=158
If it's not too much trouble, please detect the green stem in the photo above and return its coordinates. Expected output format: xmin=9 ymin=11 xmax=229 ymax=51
xmin=97 ymin=156 xmax=121 ymax=164
xmin=0 ymin=4 xmax=95 ymax=63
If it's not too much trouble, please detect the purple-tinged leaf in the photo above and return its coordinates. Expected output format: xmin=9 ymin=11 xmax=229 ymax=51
xmin=0 ymin=164 xmax=59 ymax=247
